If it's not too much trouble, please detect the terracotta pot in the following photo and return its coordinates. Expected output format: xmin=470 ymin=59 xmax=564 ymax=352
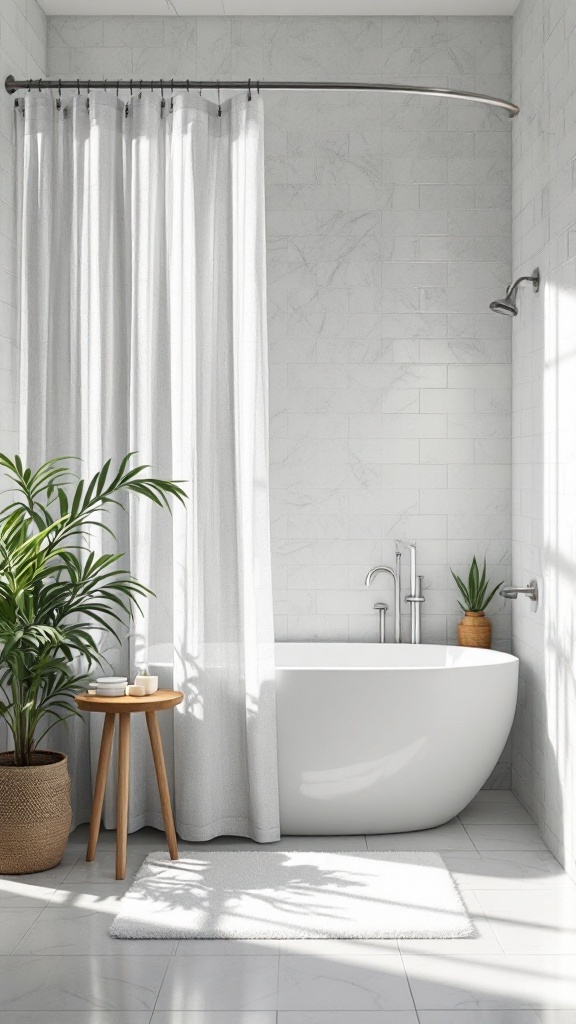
xmin=458 ymin=610 xmax=492 ymax=648
xmin=0 ymin=751 xmax=71 ymax=874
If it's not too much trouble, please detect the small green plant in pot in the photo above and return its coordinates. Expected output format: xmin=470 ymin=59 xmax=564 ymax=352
xmin=450 ymin=556 xmax=504 ymax=649
xmin=0 ymin=453 xmax=185 ymax=874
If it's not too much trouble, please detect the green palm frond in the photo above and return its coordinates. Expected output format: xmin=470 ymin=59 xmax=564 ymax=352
xmin=0 ymin=453 xmax=187 ymax=765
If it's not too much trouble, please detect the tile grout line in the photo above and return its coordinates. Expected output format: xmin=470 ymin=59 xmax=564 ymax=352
xmin=461 ymin=818 xmax=548 ymax=855
xmin=148 ymin=948 xmax=173 ymax=1020
xmin=275 ymin=952 xmax=281 ymax=1019
xmin=398 ymin=942 xmax=420 ymax=1020
xmin=59 ymin=852 xmax=82 ymax=883
xmin=468 ymin=888 xmax=508 ymax=955
xmin=8 ymin=907 xmax=44 ymax=956
xmin=461 ymin=820 xmax=484 ymax=852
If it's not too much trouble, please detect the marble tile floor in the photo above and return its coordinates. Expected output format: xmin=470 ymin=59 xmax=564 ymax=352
xmin=1 ymin=791 xmax=575 ymax=1023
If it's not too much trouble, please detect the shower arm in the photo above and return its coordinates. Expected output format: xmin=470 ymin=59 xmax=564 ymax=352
xmin=4 ymin=75 xmax=520 ymax=117
xmin=504 ymin=274 xmax=538 ymax=298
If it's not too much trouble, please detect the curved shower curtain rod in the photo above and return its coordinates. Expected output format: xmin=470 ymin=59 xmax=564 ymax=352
xmin=5 ymin=75 xmax=520 ymax=117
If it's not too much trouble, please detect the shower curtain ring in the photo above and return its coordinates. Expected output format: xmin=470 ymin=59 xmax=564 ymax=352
xmin=248 ymin=78 xmax=252 ymax=101
xmin=257 ymin=80 xmax=260 ymax=94
xmin=86 ymin=80 xmax=90 ymax=110
xmin=37 ymin=78 xmax=42 ymax=92
xmin=27 ymin=79 xmax=31 ymax=92
xmin=130 ymin=79 xmax=133 ymax=96
xmin=199 ymin=81 xmax=203 ymax=97
xmin=103 ymin=79 xmax=107 ymax=91
xmin=186 ymin=79 xmax=189 ymax=92
xmin=77 ymin=79 xmax=80 ymax=95
xmin=116 ymin=80 xmax=119 ymax=97
xmin=217 ymin=80 xmax=221 ymax=117
xmin=139 ymin=79 xmax=143 ymax=98
xmin=170 ymin=78 xmax=174 ymax=111
xmin=56 ymin=78 xmax=62 ymax=109
xmin=160 ymin=79 xmax=165 ymax=111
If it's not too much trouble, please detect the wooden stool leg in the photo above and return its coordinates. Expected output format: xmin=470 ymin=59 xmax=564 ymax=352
xmin=116 ymin=713 xmax=131 ymax=880
xmin=146 ymin=710 xmax=179 ymax=860
xmin=86 ymin=712 xmax=115 ymax=862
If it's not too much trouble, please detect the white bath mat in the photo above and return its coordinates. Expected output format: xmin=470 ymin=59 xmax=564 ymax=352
xmin=109 ymin=850 xmax=472 ymax=939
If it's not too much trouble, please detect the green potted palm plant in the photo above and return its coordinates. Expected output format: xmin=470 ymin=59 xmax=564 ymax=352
xmin=451 ymin=556 xmax=504 ymax=649
xmin=0 ymin=453 xmax=185 ymax=874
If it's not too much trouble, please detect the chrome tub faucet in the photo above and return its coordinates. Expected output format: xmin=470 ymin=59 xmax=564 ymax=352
xmin=365 ymin=551 xmax=401 ymax=643
xmin=366 ymin=543 xmax=424 ymax=644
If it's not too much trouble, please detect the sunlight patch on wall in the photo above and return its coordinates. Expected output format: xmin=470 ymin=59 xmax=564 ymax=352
xmin=543 ymin=264 xmax=576 ymax=859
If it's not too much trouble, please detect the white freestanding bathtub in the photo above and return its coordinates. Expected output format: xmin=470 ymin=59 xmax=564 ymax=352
xmin=275 ymin=642 xmax=519 ymax=835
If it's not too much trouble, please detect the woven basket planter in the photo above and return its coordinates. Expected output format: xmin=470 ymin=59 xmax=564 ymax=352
xmin=458 ymin=610 xmax=492 ymax=649
xmin=0 ymin=751 xmax=71 ymax=874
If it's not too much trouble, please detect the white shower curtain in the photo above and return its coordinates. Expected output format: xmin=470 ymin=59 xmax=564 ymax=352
xmin=16 ymin=90 xmax=280 ymax=842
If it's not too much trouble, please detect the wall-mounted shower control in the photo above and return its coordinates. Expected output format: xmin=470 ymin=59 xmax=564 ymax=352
xmin=499 ymin=579 xmax=539 ymax=610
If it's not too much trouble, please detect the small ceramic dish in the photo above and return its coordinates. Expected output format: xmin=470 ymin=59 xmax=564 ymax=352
xmin=95 ymin=676 xmax=128 ymax=697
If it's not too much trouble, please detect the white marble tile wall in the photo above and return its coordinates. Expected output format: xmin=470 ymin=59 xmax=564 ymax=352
xmin=511 ymin=0 xmax=576 ymax=877
xmin=0 ymin=0 xmax=46 ymax=456
xmin=47 ymin=15 xmax=513 ymax=674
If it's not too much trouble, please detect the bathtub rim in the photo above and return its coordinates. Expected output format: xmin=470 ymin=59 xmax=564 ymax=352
xmin=275 ymin=641 xmax=519 ymax=671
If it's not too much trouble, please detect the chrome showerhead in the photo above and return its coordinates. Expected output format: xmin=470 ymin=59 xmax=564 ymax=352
xmin=489 ymin=294 xmax=519 ymax=316
xmin=490 ymin=268 xmax=540 ymax=316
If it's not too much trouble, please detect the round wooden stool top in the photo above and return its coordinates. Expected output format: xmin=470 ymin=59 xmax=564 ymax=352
xmin=75 ymin=690 xmax=183 ymax=714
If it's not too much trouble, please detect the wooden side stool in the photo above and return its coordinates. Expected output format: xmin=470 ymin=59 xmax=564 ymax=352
xmin=75 ymin=690 xmax=183 ymax=879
